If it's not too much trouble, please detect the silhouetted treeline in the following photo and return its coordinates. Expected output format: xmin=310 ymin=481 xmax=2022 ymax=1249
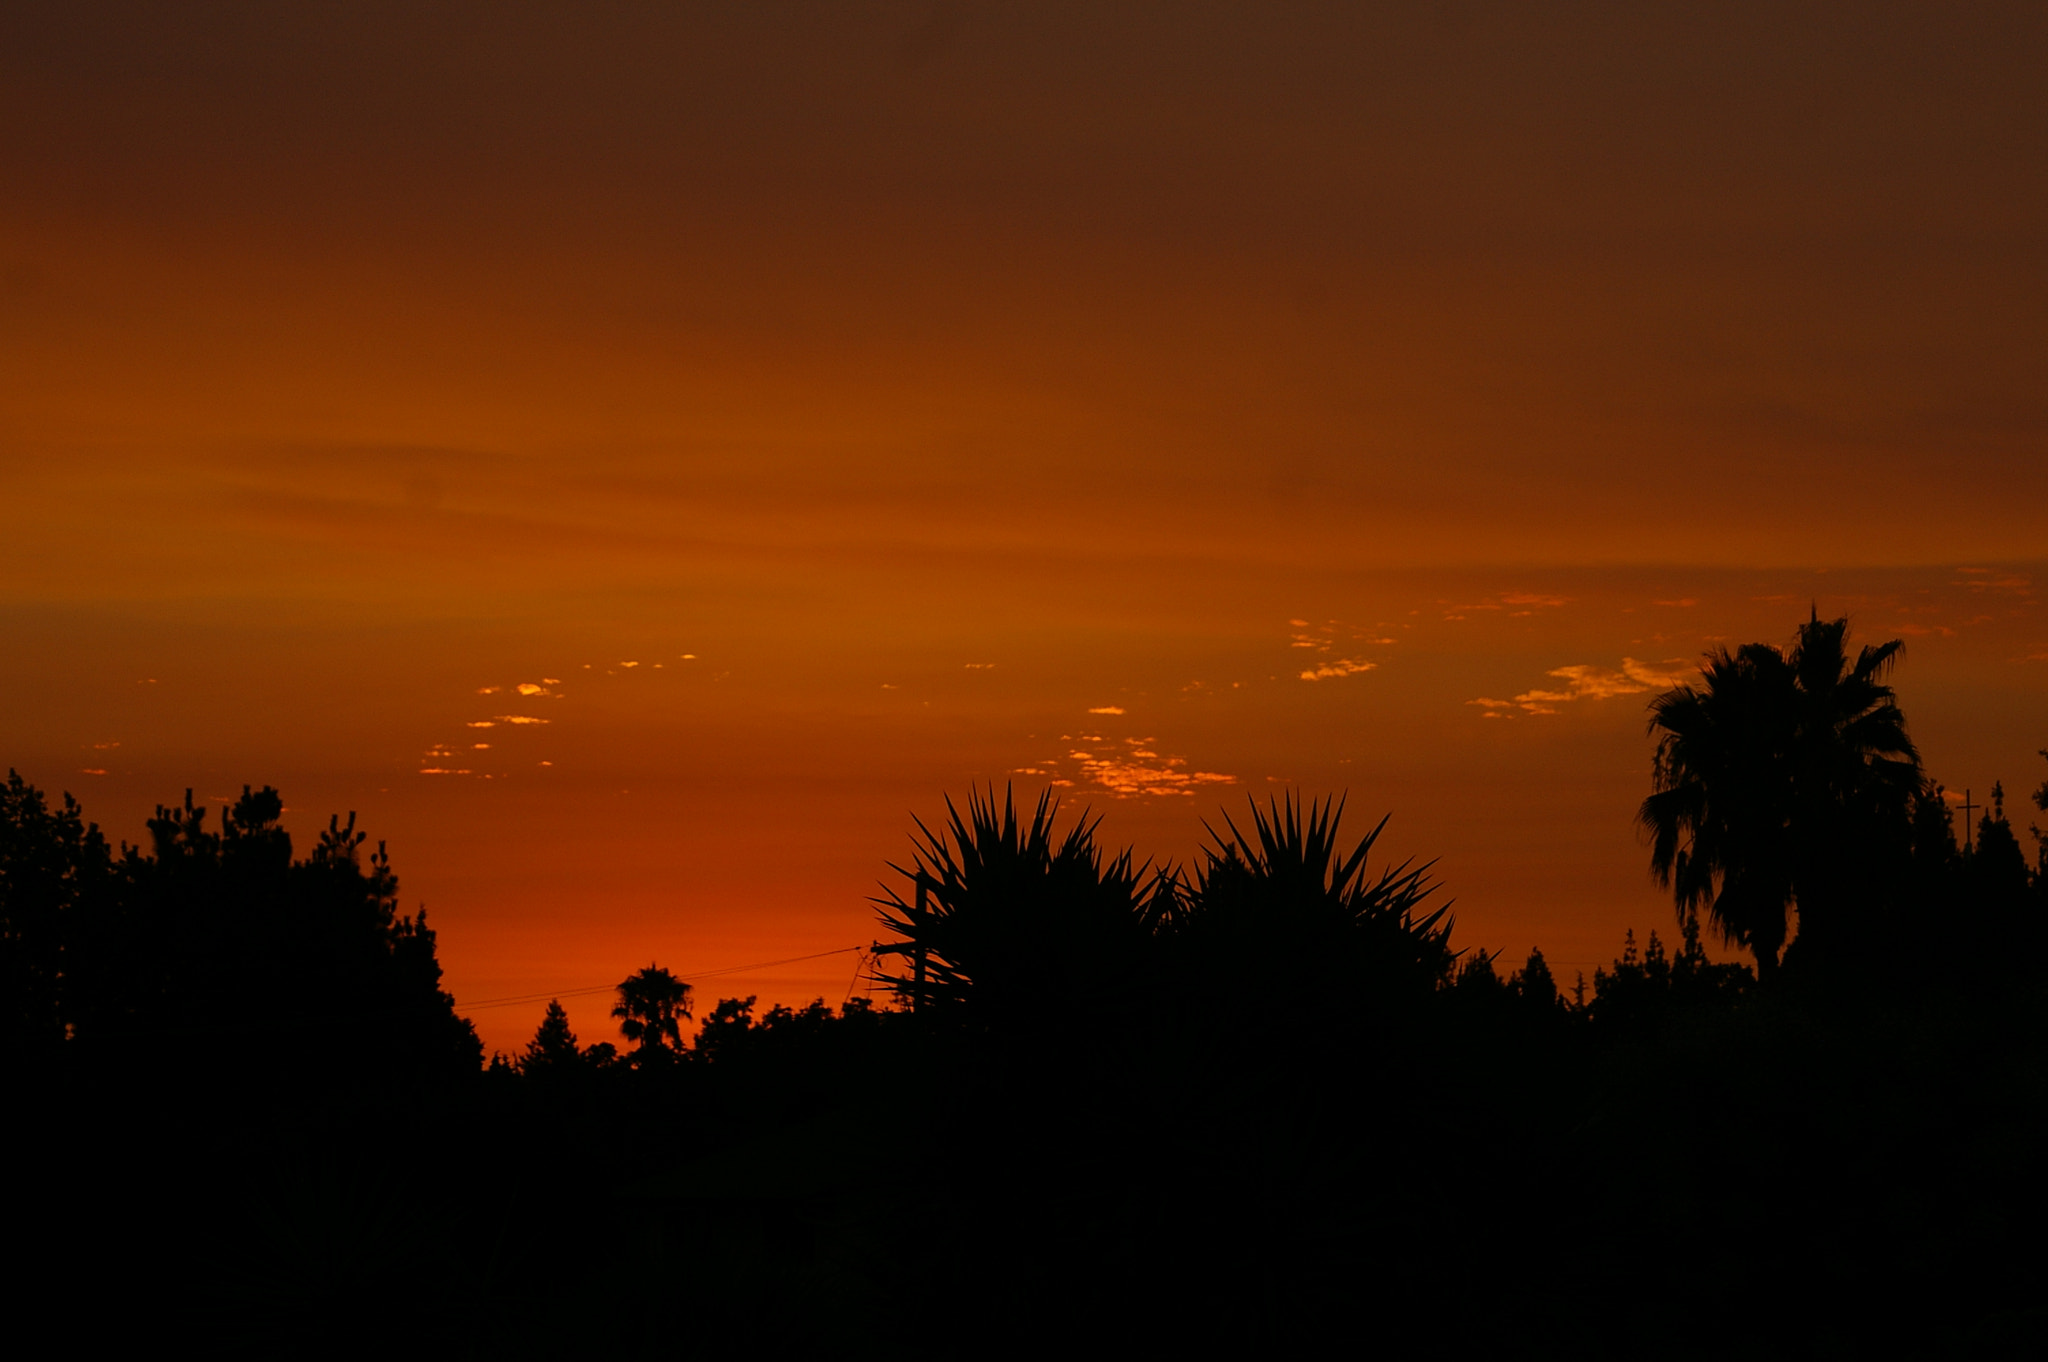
xmin=6 ymin=614 xmax=2048 ymax=1357
xmin=0 ymin=773 xmax=479 ymax=1085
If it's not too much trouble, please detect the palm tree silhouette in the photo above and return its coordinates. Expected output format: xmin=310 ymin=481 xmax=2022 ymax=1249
xmin=612 ymin=964 xmax=693 ymax=1057
xmin=1638 ymin=612 xmax=1920 ymax=979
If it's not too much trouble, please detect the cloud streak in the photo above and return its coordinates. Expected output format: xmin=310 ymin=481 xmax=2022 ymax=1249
xmin=1471 ymin=657 xmax=1695 ymax=717
xmin=1300 ymin=659 xmax=1376 ymax=681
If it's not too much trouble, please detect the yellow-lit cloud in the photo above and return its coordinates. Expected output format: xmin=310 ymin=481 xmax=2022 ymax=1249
xmin=1031 ymin=735 xmax=1236 ymax=798
xmin=1474 ymin=658 xmax=1696 ymax=717
xmin=1300 ymin=659 xmax=1376 ymax=681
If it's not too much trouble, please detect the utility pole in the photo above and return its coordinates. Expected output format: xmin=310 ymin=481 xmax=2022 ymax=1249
xmin=870 ymin=870 xmax=936 ymax=1012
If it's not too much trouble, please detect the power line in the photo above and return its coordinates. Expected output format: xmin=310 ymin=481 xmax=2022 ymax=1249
xmin=455 ymin=946 xmax=866 ymax=1011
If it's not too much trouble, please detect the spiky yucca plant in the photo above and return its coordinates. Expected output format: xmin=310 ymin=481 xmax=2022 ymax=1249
xmin=1181 ymin=793 xmax=1455 ymax=1001
xmin=871 ymin=787 xmax=1178 ymax=1028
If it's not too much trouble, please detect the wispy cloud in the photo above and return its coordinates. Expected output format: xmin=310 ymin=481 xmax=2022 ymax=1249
xmin=1088 ymin=705 xmax=1125 ymax=715
xmin=1443 ymin=592 xmax=1570 ymax=621
xmin=1066 ymin=744 xmax=1235 ymax=797
xmin=1473 ymin=657 xmax=1695 ymax=717
xmin=494 ymin=715 xmax=550 ymax=725
xmin=1017 ymin=733 xmax=1236 ymax=798
xmin=1286 ymin=618 xmax=1391 ymax=674
xmin=420 ymin=741 xmax=474 ymax=776
xmin=1300 ymin=659 xmax=1376 ymax=681
xmin=1954 ymin=568 xmax=2032 ymax=595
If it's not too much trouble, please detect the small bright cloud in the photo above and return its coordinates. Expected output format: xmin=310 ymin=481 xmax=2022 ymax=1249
xmin=1543 ymin=666 xmax=1643 ymax=700
xmin=1029 ymin=737 xmax=1237 ymax=798
xmin=1954 ymin=569 xmax=2031 ymax=594
xmin=80 ymin=768 xmax=107 ymax=775
xmin=477 ymin=685 xmax=501 ymax=694
xmin=620 ymin=661 xmax=639 ymax=668
xmin=680 ymin=654 xmax=696 ymax=660
xmin=1472 ymin=657 xmax=1695 ymax=717
xmin=466 ymin=721 xmax=496 ymax=728
xmin=1619 ymin=658 xmax=1696 ymax=688
xmin=1088 ymin=706 xmax=1125 ymax=715
xmin=1300 ymin=659 xmax=1376 ymax=681
xmin=495 ymin=715 xmax=550 ymax=725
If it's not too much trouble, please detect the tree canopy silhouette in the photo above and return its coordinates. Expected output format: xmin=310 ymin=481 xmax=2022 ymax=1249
xmin=1638 ymin=613 xmax=1921 ymax=978
xmin=0 ymin=773 xmax=479 ymax=1083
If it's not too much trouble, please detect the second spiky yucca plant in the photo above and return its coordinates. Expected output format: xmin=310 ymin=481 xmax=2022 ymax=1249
xmin=1177 ymin=793 xmax=1456 ymax=1008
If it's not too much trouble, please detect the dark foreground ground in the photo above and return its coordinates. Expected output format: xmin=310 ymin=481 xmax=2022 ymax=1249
xmin=11 ymin=971 xmax=2048 ymax=1361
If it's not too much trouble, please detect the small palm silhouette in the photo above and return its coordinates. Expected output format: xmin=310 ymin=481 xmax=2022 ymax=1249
xmin=612 ymin=964 xmax=693 ymax=1055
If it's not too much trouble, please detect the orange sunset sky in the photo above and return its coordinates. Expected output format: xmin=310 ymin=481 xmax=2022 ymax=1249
xmin=4 ymin=3 xmax=2045 ymax=1056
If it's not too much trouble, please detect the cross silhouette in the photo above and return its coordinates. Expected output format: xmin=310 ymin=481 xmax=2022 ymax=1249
xmin=1960 ymin=787 xmax=1979 ymax=854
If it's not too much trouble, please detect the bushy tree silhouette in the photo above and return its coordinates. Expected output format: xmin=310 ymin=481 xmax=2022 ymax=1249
xmin=691 ymin=994 xmax=757 ymax=1064
xmin=1639 ymin=612 xmax=1920 ymax=978
xmin=4 ymin=777 xmax=480 ymax=1083
xmin=0 ymin=771 xmax=110 ymax=1059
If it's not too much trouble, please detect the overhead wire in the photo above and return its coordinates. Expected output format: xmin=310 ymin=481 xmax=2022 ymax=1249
xmin=455 ymin=945 xmax=866 ymax=1011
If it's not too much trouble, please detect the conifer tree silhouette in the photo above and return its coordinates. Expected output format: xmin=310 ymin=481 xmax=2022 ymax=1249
xmin=520 ymin=1000 xmax=582 ymax=1077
